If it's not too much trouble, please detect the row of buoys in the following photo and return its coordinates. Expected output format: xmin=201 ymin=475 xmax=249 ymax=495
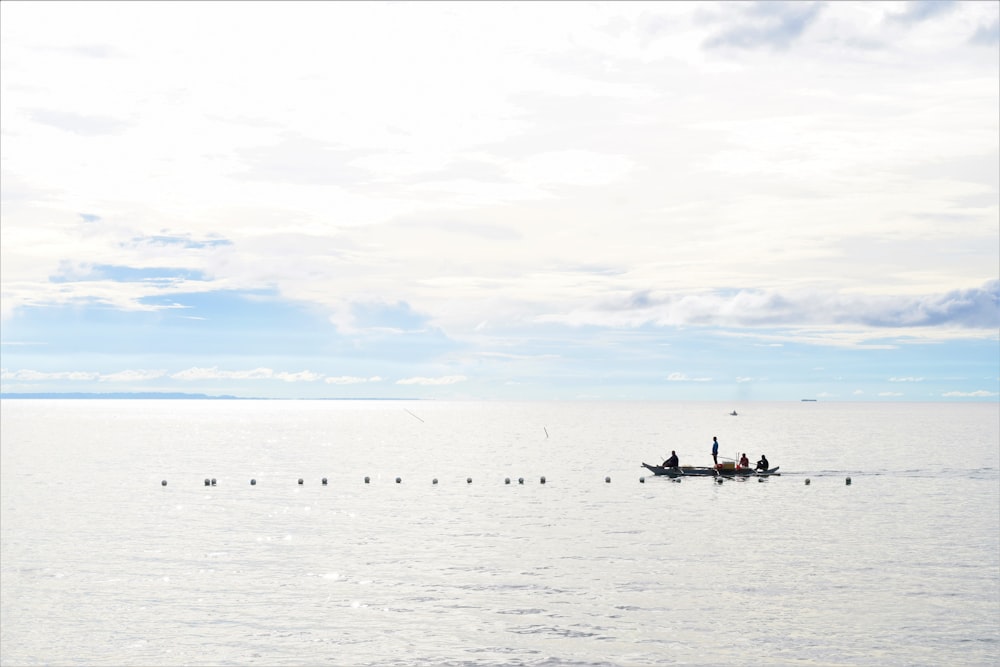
xmin=159 ymin=476 xmax=855 ymax=487
xmin=804 ymin=477 xmax=852 ymax=485
xmin=162 ymin=476 xmax=558 ymax=486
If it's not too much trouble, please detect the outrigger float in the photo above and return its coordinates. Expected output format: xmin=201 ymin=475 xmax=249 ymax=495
xmin=641 ymin=461 xmax=780 ymax=478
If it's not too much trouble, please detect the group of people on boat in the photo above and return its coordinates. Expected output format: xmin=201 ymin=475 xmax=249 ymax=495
xmin=661 ymin=437 xmax=769 ymax=471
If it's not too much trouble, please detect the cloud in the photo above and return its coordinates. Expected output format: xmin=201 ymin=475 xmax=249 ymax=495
xmin=887 ymin=0 xmax=957 ymax=25
xmin=666 ymin=373 xmax=712 ymax=382
xmin=889 ymin=377 xmax=924 ymax=383
xmin=325 ymin=376 xmax=383 ymax=385
xmin=125 ymin=234 xmax=233 ymax=250
xmin=546 ymin=281 xmax=1000 ymax=331
xmin=1 ymin=369 xmax=99 ymax=381
xmin=29 ymin=109 xmax=129 ymax=136
xmin=274 ymin=371 xmax=324 ymax=382
xmin=235 ymin=134 xmax=369 ymax=186
xmin=395 ymin=375 xmax=467 ymax=386
xmin=99 ymin=369 xmax=167 ymax=382
xmin=970 ymin=18 xmax=1000 ymax=46
xmin=942 ymin=389 xmax=999 ymax=397
xmin=170 ymin=367 xmax=321 ymax=382
xmin=702 ymin=1 xmax=825 ymax=50
xmin=506 ymin=150 xmax=634 ymax=188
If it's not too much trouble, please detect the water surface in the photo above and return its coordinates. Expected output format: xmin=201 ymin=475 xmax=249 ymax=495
xmin=2 ymin=400 xmax=997 ymax=665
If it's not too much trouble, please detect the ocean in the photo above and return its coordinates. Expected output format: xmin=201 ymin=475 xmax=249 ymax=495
xmin=1 ymin=399 xmax=998 ymax=666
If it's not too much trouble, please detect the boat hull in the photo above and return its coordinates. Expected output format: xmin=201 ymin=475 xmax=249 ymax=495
xmin=641 ymin=463 xmax=780 ymax=478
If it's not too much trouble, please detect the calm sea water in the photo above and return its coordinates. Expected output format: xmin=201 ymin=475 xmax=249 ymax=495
xmin=1 ymin=399 xmax=998 ymax=666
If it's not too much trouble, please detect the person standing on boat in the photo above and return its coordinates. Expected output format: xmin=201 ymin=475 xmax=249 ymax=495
xmin=756 ymin=454 xmax=769 ymax=471
xmin=739 ymin=453 xmax=749 ymax=468
xmin=663 ymin=450 xmax=679 ymax=468
xmin=711 ymin=437 xmax=719 ymax=466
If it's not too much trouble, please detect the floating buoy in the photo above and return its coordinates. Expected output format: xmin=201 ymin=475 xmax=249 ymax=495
xmin=322 ymin=478 xmax=328 ymax=485
xmin=505 ymin=477 xmax=510 ymax=485
xmin=364 ymin=476 xmax=370 ymax=484
xmin=640 ymin=476 xmax=645 ymax=483
xmin=758 ymin=477 xmax=764 ymax=483
xmin=298 ymin=478 xmax=304 ymax=485
xmin=716 ymin=477 xmax=723 ymax=484
xmin=250 ymin=479 xmax=256 ymax=485
xmin=673 ymin=478 xmax=682 ymax=483
xmin=432 ymin=478 xmax=438 ymax=485
xmin=518 ymin=477 xmax=524 ymax=485
xmin=540 ymin=476 xmax=546 ymax=484
xmin=211 ymin=478 xmax=217 ymax=486
xmin=805 ymin=478 xmax=811 ymax=485
xmin=846 ymin=477 xmax=852 ymax=485
xmin=605 ymin=476 xmax=611 ymax=483
xmin=395 ymin=477 xmax=401 ymax=484
xmin=161 ymin=480 xmax=167 ymax=486
xmin=467 ymin=477 xmax=472 ymax=484
xmin=204 ymin=478 xmax=210 ymax=486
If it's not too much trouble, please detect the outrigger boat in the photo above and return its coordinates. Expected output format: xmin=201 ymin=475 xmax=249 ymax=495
xmin=641 ymin=462 xmax=780 ymax=478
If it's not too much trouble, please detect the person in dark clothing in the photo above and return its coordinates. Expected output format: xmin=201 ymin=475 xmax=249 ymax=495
xmin=663 ymin=450 xmax=679 ymax=468
xmin=711 ymin=437 xmax=719 ymax=466
xmin=756 ymin=454 xmax=769 ymax=471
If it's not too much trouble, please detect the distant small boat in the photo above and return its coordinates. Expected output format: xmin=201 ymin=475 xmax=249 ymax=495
xmin=801 ymin=399 xmax=817 ymax=402
xmin=729 ymin=410 xmax=738 ymax=416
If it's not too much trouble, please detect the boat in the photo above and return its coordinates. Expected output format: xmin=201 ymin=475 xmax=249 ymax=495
xmin=729 ymin=410 xmax=738 ymax=416
xmin=641 ymin=462 xmax=780 ymax=478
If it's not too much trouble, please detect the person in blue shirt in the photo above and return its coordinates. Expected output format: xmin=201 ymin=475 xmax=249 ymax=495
xmin=711 ymin=436 xmax=719 ymax=466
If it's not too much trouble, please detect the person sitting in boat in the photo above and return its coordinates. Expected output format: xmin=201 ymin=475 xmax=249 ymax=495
xmin=738 ymin=453 xmax=749 ymax=468
xmin=756 ymin=454 xmax=769 ymax=471
xmin=663 ymin=450 xmax=679 ymax=468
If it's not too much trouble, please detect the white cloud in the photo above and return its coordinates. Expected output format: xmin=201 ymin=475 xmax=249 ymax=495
xmin=395 ymin=376 xmax=468 ymax=386
xmin=99 ymin=369 xmax=167 ymax=382
xmin=325 ymin=376 xmax=383 ymax=385
xmin=942 ymin=389 xmax=999 ymax=397
xmin=0 ymin=369 xmax=99 ymax=381
xmin=666 ymin=373 xmax=712 ymax=382
xmin=274 ymin=371 xmax=323 ymax=383
xmin=506 ymin=151 xmax=634 ymax=188
xmin=170 ymin=367 xmax=321 ymax=382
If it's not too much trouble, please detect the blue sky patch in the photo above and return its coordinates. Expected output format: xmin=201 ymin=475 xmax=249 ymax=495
xmin=50 ymin=264 xmax=210 ymax=283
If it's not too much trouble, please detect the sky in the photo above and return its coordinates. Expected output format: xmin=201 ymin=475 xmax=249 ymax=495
xmin=1 ymin=1 xmax=998 ymax=401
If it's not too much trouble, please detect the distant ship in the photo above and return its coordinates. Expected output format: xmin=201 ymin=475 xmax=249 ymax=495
xmin=801 ymin=399 xmax=817 ymax=402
